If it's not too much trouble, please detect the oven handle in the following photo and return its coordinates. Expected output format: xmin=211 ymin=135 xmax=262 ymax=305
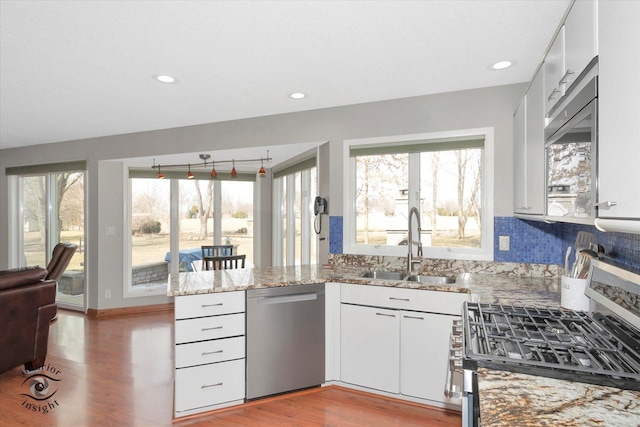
xmin=444 ymin=363 xmax=462 ymax=399
xmin=445 ymin=331 xmax=463 ymax=399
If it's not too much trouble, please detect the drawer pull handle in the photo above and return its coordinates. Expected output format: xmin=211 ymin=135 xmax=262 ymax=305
xmin=547 ymin=88 xmax=561 ymax=102
xmin=201 ymin=303 xmax=223 ymax=308
xmin=403 ymin=315 xmax=424 ymax=320
xmin=202 ymin=350 xmax=224 ymax=356
xmin=201 ymin=326 xmax=223 ymax=331
xmin=201 ymin=382 xmax=223 ymax=389
xmin=376 ymin=312 xmax=396 ymax=317
xmin=389 ymin=297 xmax=410 ymax=301
xmin=559 ymin=69 xmax=575 ymax=85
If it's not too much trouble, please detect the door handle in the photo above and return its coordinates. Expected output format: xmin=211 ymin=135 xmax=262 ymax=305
xmin=201 ymin=326 xmax=223 ymax=331
xmin=376 ymin=312 xmax=396 ymax=317
xmin=257 ymin=293 xmax=318 ymax=305
xmin=403 ymin=315 xmax=424 ymax=320
xmin=389 ymin=297 xmax=410 ymax=301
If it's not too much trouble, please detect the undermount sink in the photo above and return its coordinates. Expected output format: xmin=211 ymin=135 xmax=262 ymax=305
xmin=359 ymin=271 xmax=456 ymax=284
xmin=405 ymin=275 xmax=456 ymax=284
xmin=360 ymin=271 xmax=406 ymax=280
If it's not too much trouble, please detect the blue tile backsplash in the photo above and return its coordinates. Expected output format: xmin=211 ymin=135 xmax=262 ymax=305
xmin=329 ymin=216 xmax=343 ymax=254
xmin=330 ymin=214 xmax=640 ymax=271
xmin=494 ymin=217 xmax=640 ymax=270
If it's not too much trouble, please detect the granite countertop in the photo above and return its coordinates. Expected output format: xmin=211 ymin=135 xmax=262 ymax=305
xmin=167 ymin=264 xmax=637 ymax=425
xmin=478 ymin=368 xmax=640 ymax=427
xmin=167 ymin=264 xmax=561 ymax=307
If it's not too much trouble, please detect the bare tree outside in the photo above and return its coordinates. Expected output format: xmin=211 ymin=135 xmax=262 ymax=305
xmin=194 ymin=180 xmax=214 ymax=239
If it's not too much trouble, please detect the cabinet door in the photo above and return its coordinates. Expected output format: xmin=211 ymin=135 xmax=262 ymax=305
xmin=544 ymin=27 xmax=565 ymax=115
xmin=513 ymin=96 xmax=527 ymax=213
xmin=597 ymin=0 xmax=640 ymax=219
xmin=400 ymin=311 xmax=460 ymax=405
xmin=564 ymin=0 xmax=596 ymax=89
xmin=340 ymin=304 xmax=399 ymax=393
xmin=525 ymin=67 xmax=545 ymax=215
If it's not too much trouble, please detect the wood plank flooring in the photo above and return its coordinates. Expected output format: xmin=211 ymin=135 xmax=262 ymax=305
xmin=0 ymin=310 xmax=461 ymax=426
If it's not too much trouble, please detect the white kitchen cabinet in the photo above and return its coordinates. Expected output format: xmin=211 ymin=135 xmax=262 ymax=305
xmin=174 ymin=291 xmax=246 ymax=417
xmin=564 ymin=0 xmax=597 ymax=89
xmin=596 ymin=0 xmax=640 ymax=220
xmin=544 ymin=27 xmax=565 ymax=115
xmin=513 ymin=96 xmax=526 ymax=214
xmin=340 ymin=283 xmax=468 ymax=408
xmin=340 ymin=303 xmax=400 ymax=394
xmin=400 ymin=311 xmax=460 ymax=405
xmin=525 ymin=67 xmax=546 ymax=215
xmin=514 ymin=66 xmax=545 ymax=216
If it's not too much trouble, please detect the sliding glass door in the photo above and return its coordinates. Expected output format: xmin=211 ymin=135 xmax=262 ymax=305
xmin=20 ymin=171 xmax=86 ymax=311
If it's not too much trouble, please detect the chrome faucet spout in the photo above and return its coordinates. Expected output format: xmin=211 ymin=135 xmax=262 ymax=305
xmin=407 ymin=207 xmax=423 ymax=275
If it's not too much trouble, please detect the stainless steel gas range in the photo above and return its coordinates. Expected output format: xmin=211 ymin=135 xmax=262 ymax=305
xmin=447 ymin=259 xmax=640 ymax=427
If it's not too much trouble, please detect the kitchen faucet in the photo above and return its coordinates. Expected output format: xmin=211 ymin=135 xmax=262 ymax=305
xmin=407 ymin=207 xmax=423 ymax=276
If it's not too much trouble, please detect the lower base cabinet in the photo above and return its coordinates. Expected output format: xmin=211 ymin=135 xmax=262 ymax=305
xmin=400 ymin=311 xmax=460 ymax=404
xmin=339 ymin=283 xmax=467 ymax=407
xmin=174 ymin=358 xmax=245 ymax=413
xmin=340 ymin=303 xmax=400 ymax=393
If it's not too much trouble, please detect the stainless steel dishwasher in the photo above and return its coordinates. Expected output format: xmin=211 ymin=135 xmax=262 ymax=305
xmin=246 ymin=284 xmax=325 ymax=400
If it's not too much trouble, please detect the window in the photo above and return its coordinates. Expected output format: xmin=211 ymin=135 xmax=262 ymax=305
xmin=272 ymin=162 xmax=318 ymax=266
xmin=8 ymin=162 xmax=87 ymax=311
xmin=343 ymin=129 xmax=494 ymax=260
xmin=127 ymin=172 xmax=254 ymax=297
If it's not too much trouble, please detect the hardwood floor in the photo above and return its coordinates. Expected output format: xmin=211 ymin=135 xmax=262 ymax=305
xmin=0 ymin=310 xmax=461 ymax=426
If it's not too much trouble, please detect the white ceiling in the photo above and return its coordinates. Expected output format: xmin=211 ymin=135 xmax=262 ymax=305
xmin=0 ymin=0 xmax=570 ymax=151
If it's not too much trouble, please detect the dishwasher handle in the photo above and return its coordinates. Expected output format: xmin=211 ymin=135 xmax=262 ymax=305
xmin=256 ymin=292 xmax=318 ymax=305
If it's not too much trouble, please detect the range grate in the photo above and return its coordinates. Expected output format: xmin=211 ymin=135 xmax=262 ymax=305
xmin=462 ymin=302 xmax=640 ymax=390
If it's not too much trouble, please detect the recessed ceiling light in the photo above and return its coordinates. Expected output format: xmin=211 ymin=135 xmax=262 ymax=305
xmin=491 ymin=61 xmax=513 ymax=70
xmin=289 ymin=92 xmax=306 ymax=99
xmin=154 ymin=75 xmax=178 ymax=83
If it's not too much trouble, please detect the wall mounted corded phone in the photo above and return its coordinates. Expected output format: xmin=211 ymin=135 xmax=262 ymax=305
xmin=314 ymin=197 xmax=328 ymax=235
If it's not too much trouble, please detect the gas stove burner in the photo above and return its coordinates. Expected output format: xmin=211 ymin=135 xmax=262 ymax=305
xmin=572 ymin=352 xmax=592 ymax=367
xmin=545 ymin=323 xmax=566 ymax=335
xmin=494 ymin=341 xmax=533 ymax=360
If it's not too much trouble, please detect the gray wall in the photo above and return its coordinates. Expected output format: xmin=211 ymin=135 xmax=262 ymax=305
xmin=0 ymin=82 xmax=526 ymax=309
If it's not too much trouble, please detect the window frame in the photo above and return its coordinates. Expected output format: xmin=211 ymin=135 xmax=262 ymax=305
xmin=342 ymin=128 xmax=495 ymax=261
xmin=124 ymin=175 xmax=255 ymax=298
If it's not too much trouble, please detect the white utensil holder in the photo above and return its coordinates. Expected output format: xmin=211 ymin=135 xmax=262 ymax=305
xmin=561 ymin=276 xmax=590 ymax=311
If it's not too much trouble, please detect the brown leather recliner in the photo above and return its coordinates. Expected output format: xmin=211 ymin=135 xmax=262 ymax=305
xmin=0 ymin=267 xmax=57 ymax=373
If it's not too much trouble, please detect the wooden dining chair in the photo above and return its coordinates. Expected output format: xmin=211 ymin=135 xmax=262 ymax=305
xmin=201 ymin=245 xmax=234 ymax=270
xmin=211 ymin=255 xmax=246 ymax=270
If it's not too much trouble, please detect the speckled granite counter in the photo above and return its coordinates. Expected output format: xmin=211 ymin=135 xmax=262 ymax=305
xmin=478 ymin=368 xmax=640 ymax=427
xmin=167 ymin=264 xmax=561 ymax=307
xmin=167 ymin=264 xmax=639 ymax=426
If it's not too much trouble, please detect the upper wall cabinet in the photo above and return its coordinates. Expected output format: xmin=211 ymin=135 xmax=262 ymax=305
xmin=544 ymin=28 xmax=565 ymax=115
xmin=564 ymin=0 xmax=597 ymax=88
xmin=514 ymin=67 xmax=545 ymax=216
xmin=596 ymin=0 xmax=640 ymax=220
xmin=545 ymin=0 xmax=597 ymax=116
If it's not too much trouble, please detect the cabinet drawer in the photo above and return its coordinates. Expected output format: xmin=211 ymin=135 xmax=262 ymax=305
xmin=176 ymin=336 xmax=245 ymax=368
xmin=175 ymin=358 xmax=245 ymax=413
xmin=341 ymin=283 xmax=468 ymax=315
xmin=175 ymin=313 xmax=245 ymax=344
xmin=175 ymin=291 xmax=245 ymax=320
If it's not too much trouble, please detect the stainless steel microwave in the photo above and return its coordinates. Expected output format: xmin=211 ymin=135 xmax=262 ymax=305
xmin=544 ymin=73 xmax=598 ymax=220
